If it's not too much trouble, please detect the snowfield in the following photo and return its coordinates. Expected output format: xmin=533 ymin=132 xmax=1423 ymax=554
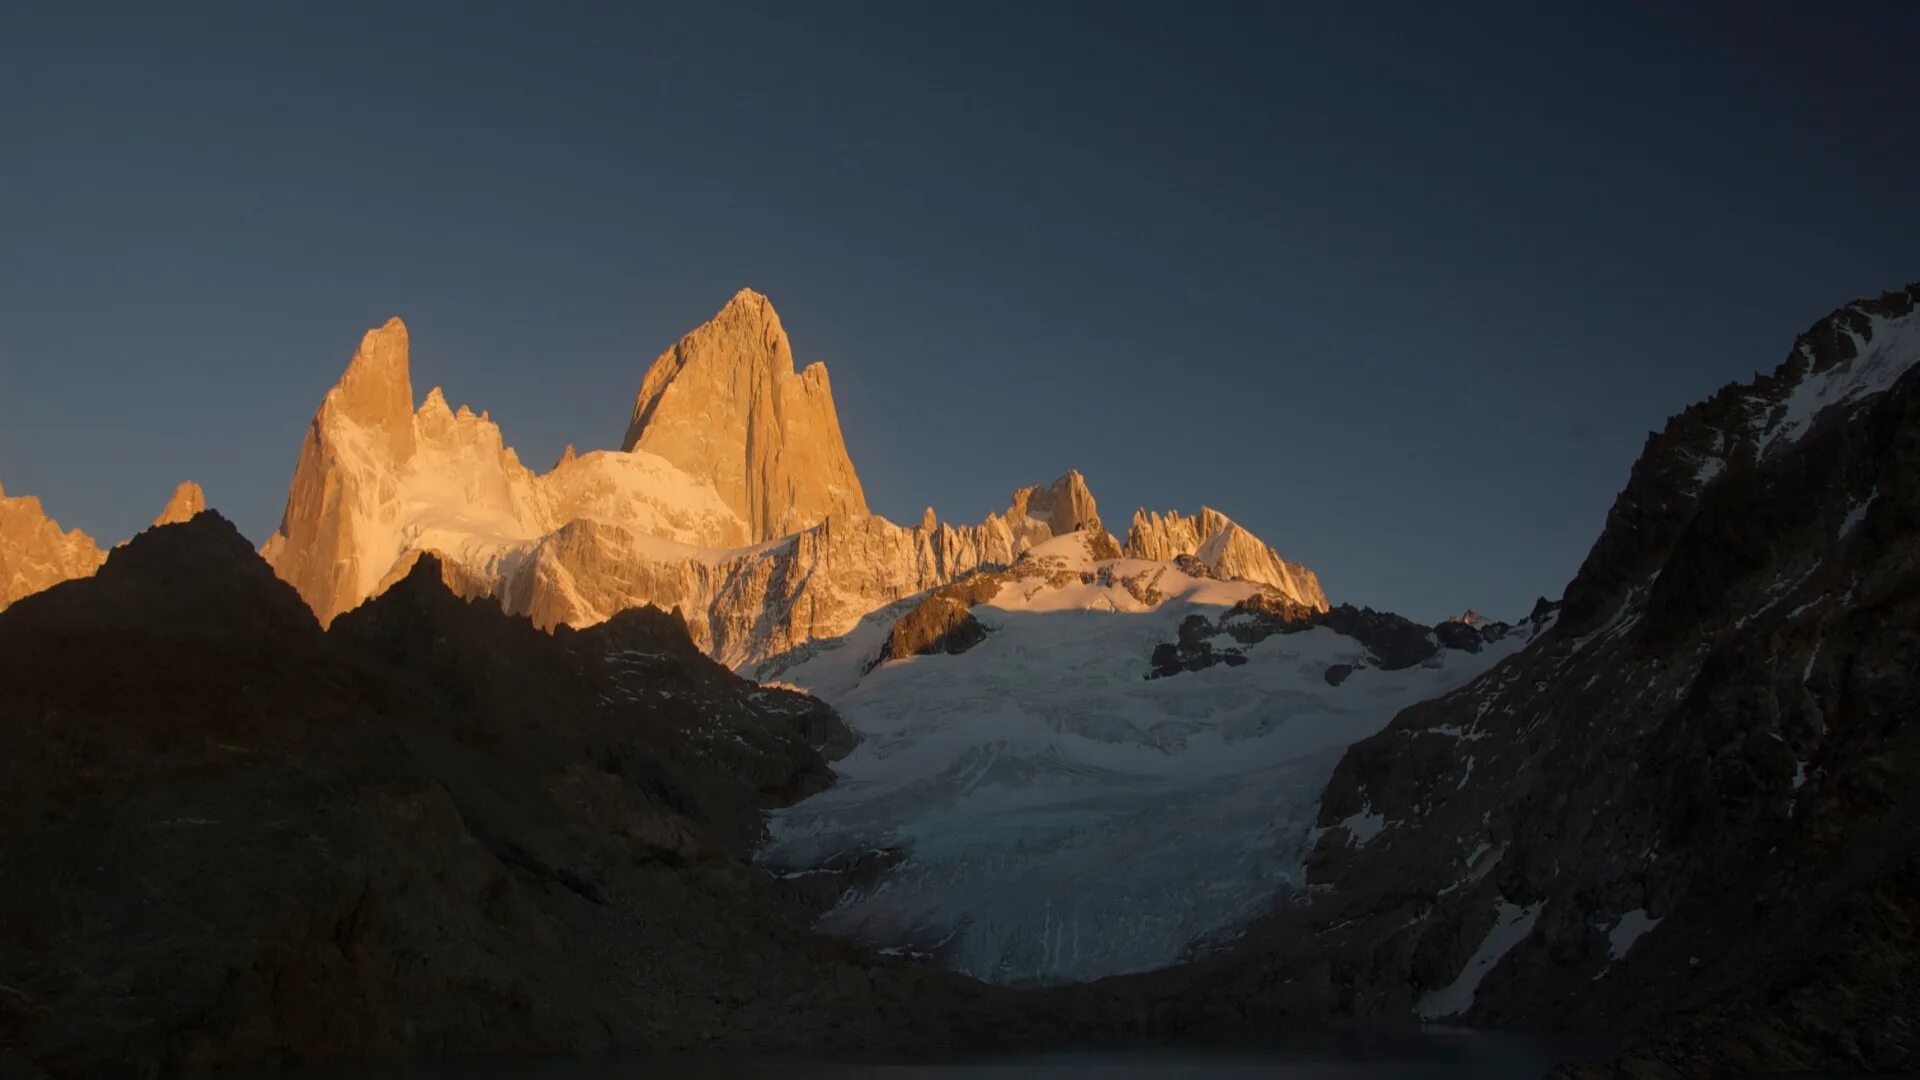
xmin=760 ymin=534 xmax=1527 ymax=984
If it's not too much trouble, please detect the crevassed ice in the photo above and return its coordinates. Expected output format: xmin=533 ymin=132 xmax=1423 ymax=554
xmin=763 ymin=546 xmax=1524 ymax=984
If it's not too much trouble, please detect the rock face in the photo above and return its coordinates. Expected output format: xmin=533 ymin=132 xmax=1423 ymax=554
xmin=0 ymin=480 xmax=105 ymax=612
xmin=151 ymin=481 xmax=206 ymax=527
xmin=1005 ymin=469 xmax=1104 ymax=547
xmin=621 ymin=288 xmax=868 ymax=541
xmin=1134 ymin=282 xmax=1920 ymax=1077
xmin=0 ymin=512 xmax=1080 ymax=1075
xmin=261 ymin=317 xmax=754 ymax=628
xmin=1145 ymin=596 xmax=1497 ymax=682
xmin=1125 ymin=507 xmax=1327 ymax=611
xmin=259 ymin=298 xmax=1326 ymax=670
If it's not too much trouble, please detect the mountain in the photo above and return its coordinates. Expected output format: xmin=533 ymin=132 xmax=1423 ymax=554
xmin=259 ymin=294 xmax=1325 ymax=670
xmin=150 ymin=481 xmax=207 ymax=527
xmin=1108 ymin=282 xmax=1920 ymax=1076
xmin=760 ymin=528 xmax=1520 ymax=984
xmin=261 ymin=314 xmax=757 ymax=626
xmin=621 ymin=288 xmax=868 ymax=541
xmin=0 ymin=481 xmax=105 ymax=612
xmin=0 ymin=511 xmax=1073 ymax=1074
xmin=1125 ymin=506 xmax=1327 ymax=608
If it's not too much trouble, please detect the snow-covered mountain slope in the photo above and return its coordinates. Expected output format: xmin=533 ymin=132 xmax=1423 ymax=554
xmin=0 ymin=481 xmax=106 ymax=612
xmin=759 ymin=530 xmax=1529 ymax=983
xmin=260 ymin=296 xmax=1329 ymax=668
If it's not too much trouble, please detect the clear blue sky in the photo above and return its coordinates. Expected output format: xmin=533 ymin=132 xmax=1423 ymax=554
xmin=2 ymin=2 xmax=1914 ymax=621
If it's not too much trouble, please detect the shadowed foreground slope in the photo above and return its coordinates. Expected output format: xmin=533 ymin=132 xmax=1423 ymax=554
xmin=0 ymin=513 xmax=1051 ymax=1077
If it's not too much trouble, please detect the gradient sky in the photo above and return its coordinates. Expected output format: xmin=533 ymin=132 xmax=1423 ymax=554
xmin=3 ymin=2 xmax=1916 ymax=621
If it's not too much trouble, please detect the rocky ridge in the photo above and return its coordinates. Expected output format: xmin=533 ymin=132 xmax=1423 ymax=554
xmin=1109 ymin=282 xmax=1920 ymax=1077
xmin=0 ymin=481 xmax=105 ymax=612
xmin=258 ymin=295 xmax=1323 ymax=669
xmin=1125 ymin=506 xmax=1326 ymax=609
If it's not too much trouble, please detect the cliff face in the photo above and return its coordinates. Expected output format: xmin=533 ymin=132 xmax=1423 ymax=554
xmin=261 ymin=317 xmax=426 ymax=623
xmin=1116 ymin=283 xmax=1920 ymax=1078
xmin=621 ymin=288 xmax=868 ymax=542
xmin=0 ymin=481 xmax=105 ymax=612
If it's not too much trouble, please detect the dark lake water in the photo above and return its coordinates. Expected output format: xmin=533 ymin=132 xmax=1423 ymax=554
xmin=217 ymin=1031 xmax=1634 ymax=1078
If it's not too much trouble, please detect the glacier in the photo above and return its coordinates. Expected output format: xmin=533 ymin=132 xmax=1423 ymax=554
xmin=760 ymin=533 xmax=1527 ymax=984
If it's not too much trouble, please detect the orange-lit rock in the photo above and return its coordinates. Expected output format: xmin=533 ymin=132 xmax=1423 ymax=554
xmin=151 ymin=481 xmax=207 ymax=527
xmin=0 ymin=481 xmax=106 ymax=611
xmin=622 ymin=288 xmax=868 ymax=542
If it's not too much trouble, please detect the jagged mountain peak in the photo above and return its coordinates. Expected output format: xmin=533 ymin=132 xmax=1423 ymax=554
xmin=620 ymin=289 xmax=868 ymax=541
xmin=0 ymin=482 xmax=106 ymax=612
xmin=152 ymin=481 xmax=206 ymax=527
xmin=263 ymin=316 xmax=758 ymax=628
xmin=721 ymin=285 xmax=776 ymax=317
xmin=326 ymin=316 xmax=415 ymax=462
xmin=1124 ymin=505 xmax=1327 ymax=610
xmin=1007 ymin=469 xmax=1102 ymax=538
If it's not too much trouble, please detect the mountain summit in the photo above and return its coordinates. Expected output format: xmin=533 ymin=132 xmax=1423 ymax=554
xmin=0 ymin=482 xmax=105 ymax=612
xmin=621 ymin=289 xmax=868 ymax=542
xmin=151 ymin=481 xmax=207 ymax=528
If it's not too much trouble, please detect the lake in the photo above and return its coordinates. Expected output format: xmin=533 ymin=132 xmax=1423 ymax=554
xmin=214 ymin=1030 xmax=1633 ymax=1078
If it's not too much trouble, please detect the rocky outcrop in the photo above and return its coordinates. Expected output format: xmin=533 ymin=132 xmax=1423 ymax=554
xmin=875 ymin=593 xmax=989 ymax=664
xmin=1147 ymin=613 xmax=1249 ymax=678
xmin=0 ymin=512 xmax=1087 ymax=1075
xmin=151 ymin=481 xmax=206 ymax=527
xmin=1135 ymin=282 xmax=1920 ymax=1077
xmin=1124 ymin=507 xmax=1327 ymax=610
xmin=1006 ymin=469 xmax=1104 ymax=547
xmin=621 ymin=289 xmax=868 ymax=541
xmin=0 ymin=480 xmax=105 ymax=612
xmin=1148 ymin=596 xmax=1520 ymax=681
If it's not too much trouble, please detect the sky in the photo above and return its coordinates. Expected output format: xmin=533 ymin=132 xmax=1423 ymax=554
xmin=2 ymin=2 xmax=1916 ymax=621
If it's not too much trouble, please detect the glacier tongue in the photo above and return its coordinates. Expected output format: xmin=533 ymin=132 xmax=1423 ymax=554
xmin=761 ymin=540 xmax=1525 ymax=984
